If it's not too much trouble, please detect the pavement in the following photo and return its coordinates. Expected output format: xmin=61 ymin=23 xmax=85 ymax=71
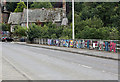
xmin=0 ymin=42 xmax=28 ymax=80
xmin=2 ymin=58 xmax=28 ymax=80
xmin=2 ymin=42 xmax=119 ymax=80
xmin=0 ymin=42 xmax=2 ymax=81
xmin=13 ymin=42 xmax=119 ymax=61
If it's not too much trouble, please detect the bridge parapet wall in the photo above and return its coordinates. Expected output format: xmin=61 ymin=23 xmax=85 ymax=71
xmin=33 ymin=38 xmax=120 ymax=53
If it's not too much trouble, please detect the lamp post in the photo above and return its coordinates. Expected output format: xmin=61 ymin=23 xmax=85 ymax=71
xmin=27 ymin=0 xmax=28 ymax=28
xmin=26 ymin=0 xmax=29 ymax=42
xmin=72 ymin=0 xmax=75 ymax=39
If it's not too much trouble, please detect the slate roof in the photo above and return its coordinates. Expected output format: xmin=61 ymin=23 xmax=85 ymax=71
xmin=8 ymin=12 xmax=22 ymax=24
xmin=8 ymin=8 xmax=63 ymax=24
xmin=22 ymin=8 xmax=63 ymax=23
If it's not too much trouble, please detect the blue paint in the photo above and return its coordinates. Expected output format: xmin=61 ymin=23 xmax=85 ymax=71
xmin=105 ymin=41 xmax=108 ymax=51
xmin=87 ymin=40 xmax=90 ymax=48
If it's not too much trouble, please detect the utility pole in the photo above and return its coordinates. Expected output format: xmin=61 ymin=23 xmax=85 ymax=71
xmin=72 ymin=0 xmax=75 ymax=39
xmin=27 ymin=0 xmax=28 ymax=28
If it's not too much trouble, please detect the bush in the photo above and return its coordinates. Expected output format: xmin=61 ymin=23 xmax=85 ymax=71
xmin=14 ymin=2 xmax=27 ymax=12
xmin=79 ymin=26 xmax=98 ymax=39
xmin=109 ymin=27 xmax=119 ymax=40
xmin=0 ymin=23 xmax=10 ymax=31
xmin=30 ymin=2 xmax=52 ymax=8
xmin=27 ymin=23 xmax=72 ymax=41
xmin=13 ymin=25 xmax=27 ymax=37
xmin=60 ymin=26 xmax=72 ymax=39
xmin=27 ymin=24 xmax=42 ymax=41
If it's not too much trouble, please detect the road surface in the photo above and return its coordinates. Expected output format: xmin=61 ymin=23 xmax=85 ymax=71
xmin=2 ymin=42 xmax=119 ymax=80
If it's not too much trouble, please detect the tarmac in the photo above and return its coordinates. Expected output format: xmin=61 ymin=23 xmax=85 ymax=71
xmin=12 ymin=42 xmax=119 ymax=61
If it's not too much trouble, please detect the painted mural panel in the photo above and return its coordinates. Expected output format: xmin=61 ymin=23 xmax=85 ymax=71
xmin=70 ymin=40 xmax=73 ymax=47
xmin=41 ymin=39 xmax=119 ymax=53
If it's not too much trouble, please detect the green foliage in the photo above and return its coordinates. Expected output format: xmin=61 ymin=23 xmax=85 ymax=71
xmin=6 ymin=2 xmax=18 ymax=12
xmin=27 ymin=23 xmax=72 ymax=41
xmin=75 ymin=16 xmax=103 ymax=35
xmin=60 ymin=26 xmax=72 ymax=39
xmin=6 ymin=2 xmax=33 ymax=12
xmin=75 ymin=2 xmax=120 ymax=40
xmin=97 ymin=27 xmax=111 ymax=40
xmin=75 ymin=2 xmax=120 ymax=27
xmin=67 ymin=11 xmax=72 ymax=23
xmin=0 ymin=23 xmax=10 ymax=31
xmin=76 ymin=26 xmax=98 ymax=39
xmin=27 ymin=24 xmax=41 ymax=41
xmin=109 ymin=27 xmax=119 ymax=40
xmin=13 ymin=25 xmax=27 ymax=37
xmin=51 ymin=34 xmax=57 ymax=39
xmin=41 ymin=25 xmax=49 ymax=38
xmin=30 ymin=2 xmax=52 ymax=8
xmin=75 ymin=26 xmax=119 ymax=40
xmin=47 ymin=23 xmax=64 ymax=39
xmin=74 ymin=2 xmax=84 ymax=13
xmin=14 ymin=2 xmax=27 ymax=12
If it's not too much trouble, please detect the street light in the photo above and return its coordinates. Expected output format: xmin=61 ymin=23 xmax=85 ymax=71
xmin=27 ymin=0 xmax=28 ymax=28
xmin=72 ymin=0 xmax=74 ymax=40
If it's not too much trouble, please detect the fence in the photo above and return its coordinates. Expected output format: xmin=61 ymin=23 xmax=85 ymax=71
xmin=33 ymin=38 xmax=120 ymax=53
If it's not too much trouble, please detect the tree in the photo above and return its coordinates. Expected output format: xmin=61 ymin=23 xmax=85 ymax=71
xmin=74 ymin=2 xmax=120 ymax=40
xmin=51 ymin=34 xmax=57 ymax=39
xmin=6 ymin=2 xmax=18 ymax=12
xmin=79 ymin=26 xmax=98 ymax=39
xmin=27 ymin=23 xmax=72 ymax=41
xmin=13 ymin=25 xmax=27 ymax=37
xmin=41 ymin=25 xmax=49 ymax=38
xmin=0 ymin=23 xmax=10 ymax=31
xmin=30 ymin=2 xmax=52 ymax=8
xmin=75 ymin=2 xmax=120 ymax=28
xmin=75 ymin=2 xmax=84 ymax=13
xmin=67 ymin=11 xmax=72 ymax=23
xmin=27 ymin=24 xmax=42 ymax=41
xmin=51 ymin=2 xmax=63 ymax=8
xmin=109 ymin=27 xmax=119 ymax=40
xmin=60 ymin=26 xmax=72 ymax=39
xmin=14 ymin=2 xmax=27 ymax=12
xmin=75 ymin=16 xmax=103 ymax=38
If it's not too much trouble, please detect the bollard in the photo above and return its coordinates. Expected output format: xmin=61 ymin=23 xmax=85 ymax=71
xmin=39 ymin=39 xmax=40 ymax=44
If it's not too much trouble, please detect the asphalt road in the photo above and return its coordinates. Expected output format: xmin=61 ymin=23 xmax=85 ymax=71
xmin=2 ymin=42 xmax=119 ymax=80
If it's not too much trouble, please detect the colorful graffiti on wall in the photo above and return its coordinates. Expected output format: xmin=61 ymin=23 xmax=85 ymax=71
xmin=46 ymin=39 xmax=118 ymax=53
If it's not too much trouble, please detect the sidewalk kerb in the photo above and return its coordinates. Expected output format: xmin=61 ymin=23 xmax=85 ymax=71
xmin=14 ymin=42 xmax=119 ymax=61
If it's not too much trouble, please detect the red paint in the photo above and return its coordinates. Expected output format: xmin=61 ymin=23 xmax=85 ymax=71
xmin=110 ymin=42 xmax=116 ymax=53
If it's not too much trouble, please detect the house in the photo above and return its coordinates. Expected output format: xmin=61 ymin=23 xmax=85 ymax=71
xmin=8 ymin=8 xmax=68 ymax=32
xmin=0 ymin=1 xmax=10 ymax=23
xmin=8 ymin=12 xmax=22 ymax=32
xmin=0 ymin=3 xmax=2 ymax=23
xmin=0 ymin=1 xmax=10 ymax=39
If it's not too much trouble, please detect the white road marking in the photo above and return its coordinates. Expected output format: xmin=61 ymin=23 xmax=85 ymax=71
xmin=81 ymin=65 xmax=92 ymax=69
xmin=78 ymin=64 xmax=81 ymax=66
xmin=102 ymin=70 xmax=119 ymax=76
xmin=108 ymin=72 xmax=119 ymax=76
xmin=102 ymin=70 xmax=105 ymax=72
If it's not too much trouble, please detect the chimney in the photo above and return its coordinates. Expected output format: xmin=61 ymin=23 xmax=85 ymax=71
xmin=2 ymin=0 xmax=7 ymax=11
xmin=63 ymin=0 xmax=66 ymax=14
xmin=2 ymin=0 xmax=6 ymax=6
